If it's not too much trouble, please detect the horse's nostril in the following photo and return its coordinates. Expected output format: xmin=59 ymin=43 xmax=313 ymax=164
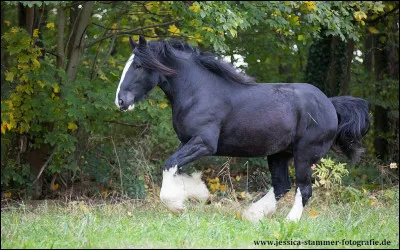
xmin=119 ymin=99 xmax=123 ymax=106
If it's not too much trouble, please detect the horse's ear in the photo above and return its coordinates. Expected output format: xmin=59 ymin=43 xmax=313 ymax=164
xmin=138 ymin=35 xmax=147 ymax=46
xmin=129 ymin=36 xmax=137 ymax=50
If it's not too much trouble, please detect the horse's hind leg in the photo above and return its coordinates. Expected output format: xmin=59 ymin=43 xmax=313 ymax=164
xmin=242 ymin=152 xmax=292 ymax=223
xmin=287 ymin=139 xmax=333 ymax=221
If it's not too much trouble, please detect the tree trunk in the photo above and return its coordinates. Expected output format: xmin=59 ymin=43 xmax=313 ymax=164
xmin=56 ymin=6 xmax=66 ymax=69
xmin=18 ymin=3 xmax=47 ymax=199
xmin=66 ymin=2 xmax=95 ymax=81
xmin=373 ymin=33 xmax=389 ymax=160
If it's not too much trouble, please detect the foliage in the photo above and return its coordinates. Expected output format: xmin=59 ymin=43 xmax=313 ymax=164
xmin=312 ymin=157 xmax=349 ymax=189
xmin=1 ymin=1 xmax=398 ymax=198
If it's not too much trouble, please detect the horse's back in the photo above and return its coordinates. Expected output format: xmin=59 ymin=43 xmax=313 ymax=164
xmin=215 ymin=83 xmax=338 ymax=157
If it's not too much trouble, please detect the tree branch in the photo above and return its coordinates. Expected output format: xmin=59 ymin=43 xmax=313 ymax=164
xmin=85 ymin=18 xmax=183 ymax=48
xmin=32 ymin=147 xmax=57 ymax=184
xmin=366 ymin=5 xmax=399 ymax=25
xmin=56 ymin=6 xmax=66 ymax=69
xmin=92 ymin=26 xmax=118 ymax=79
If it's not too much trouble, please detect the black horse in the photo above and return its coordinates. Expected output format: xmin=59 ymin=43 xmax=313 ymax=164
xmin=115 ymin=36 xmax=370 ymax=221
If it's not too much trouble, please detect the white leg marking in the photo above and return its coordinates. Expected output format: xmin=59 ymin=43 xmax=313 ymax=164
xmin=160 ymin=168 xmax=210 ymax=214
xmin=287 ymin=188 xmax=303 ymax=222
xmin=242 ymin=188 xmax=276 ymax=223
xmin=160 ymin=165 xmax=185 ymax=214
xmin=181 ymin=172 xmax=210 ymax=202
xmin=115 ymin=54 xmax=135 ymax=108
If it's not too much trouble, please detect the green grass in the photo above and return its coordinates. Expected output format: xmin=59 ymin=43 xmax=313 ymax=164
xmin=1 ymin=188 xmax=399 ymax=249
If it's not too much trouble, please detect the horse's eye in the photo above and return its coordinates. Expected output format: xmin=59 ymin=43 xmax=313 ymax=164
xmin=135 ymin=64 xmax=142 ymax=69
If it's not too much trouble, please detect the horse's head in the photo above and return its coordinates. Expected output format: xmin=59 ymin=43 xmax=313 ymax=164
xmin=115 ymin=36 xmax=176 ymax=111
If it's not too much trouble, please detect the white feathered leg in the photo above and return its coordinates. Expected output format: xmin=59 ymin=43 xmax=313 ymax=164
xmin=242 ymin=188 xmax=276 ymax=223
xmin=160 ymin=167 xmax=210 ymax=214
xmin=181 ymin=172 xmax=210 ymax=202
xmin=286 ymin=188 xmax=303 ymax=222
xmin=160 ymin=165 xmax=185 ymax=214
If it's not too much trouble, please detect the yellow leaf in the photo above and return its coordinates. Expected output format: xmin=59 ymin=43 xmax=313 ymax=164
xmin=148 ymin=99 xmax=153 ymax=106
xmin=38 ymin=80 xmax=45 ymax=88
xmin=293 ymin=15 xmax=300 ymax=25
xmin=32 ymin=59 xmax=40 ymax=68
xmin=158 ymin=103 xmax=168 ymax=109
xmin=4 ymin=192 xmax=12 ymax=198
xmin=51 ymin=183 xmax=59 ymax=191
xmin=235 ymin=212 xmax=242 ymax=220
xmin=5 ymin=100 xmax=14 ymax=110
xmin=53 ymin=86 xmax=60 ymax=93
xmin=194 ymin=33 xmax=203 ymax=43
xmin=6 ymin=122 xmax=13 ymax=131
xmin=11 ymin=27 xmax=19 ymax=34
xmin=33 ymin=29 xmax=39 ymax=38
xmin=368 ymin=27 xmax=379 ymax=34
xmin=1 ymin=123 xmax=7 ymax=134
xmin=19 ymin=74 xmax=29 ymax=83
xmin=235 ymin=175 xmax=241 ymax=181
xmin=51 ymin=93 xmax=55 ymax=99
xmin=68 ymin=122 xmax=78 ymax=132
xmin=5 ymin=71 xmax=14 ymax=82
xmin=273 ymin=232 xmax=280 ymax=238
xmin=46 ymin=22 xmax=55 ymax=30
xmin=298 ymin=34 xmax=306 ymax=41
xmin=189 ymin=5 xmax=200 ymax=13
xmin=111 ymin=23 xmax=117 ymax=33
xmin=304 ymin=1 xmax=316 ymax=11
xmin=18 ymin=64 xmax=30 ymax=70
xmin=354 ymin=11 xmax=367 ymax=21
xmin=4 ymin=20 xmax=11 ymax=26
xmin=168 ymin=24 xmax=180 ymax=35
xmin=308 ymin=209 xmax=318 ymax=218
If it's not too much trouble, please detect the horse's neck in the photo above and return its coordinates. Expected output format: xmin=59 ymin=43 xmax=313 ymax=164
xmin=158 ymin=61 xmax=205 ymax=104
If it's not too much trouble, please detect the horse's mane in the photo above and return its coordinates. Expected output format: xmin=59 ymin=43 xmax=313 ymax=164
xmin=135 ymin=39 xmax=256 ymax=85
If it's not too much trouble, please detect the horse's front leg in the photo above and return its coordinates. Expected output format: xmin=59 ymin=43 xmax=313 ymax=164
xmin=160 ymin=135 xmax=217 ymax=214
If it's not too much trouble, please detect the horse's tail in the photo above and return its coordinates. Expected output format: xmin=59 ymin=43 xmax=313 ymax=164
xmin=330 ymin=96 xmax=370 ymax=162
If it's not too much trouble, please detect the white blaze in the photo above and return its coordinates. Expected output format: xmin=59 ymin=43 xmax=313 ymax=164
xmin=242 ymin=188 xmax=276 ymax=223
xmin=287 ymin=188 xmax=303 ymax=222
xmin=115 ymin=53 xmax=135 ymax=108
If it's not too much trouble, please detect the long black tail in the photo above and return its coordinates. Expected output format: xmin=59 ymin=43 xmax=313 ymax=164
xmin=330 ymin=96 xmax=370 ymax=162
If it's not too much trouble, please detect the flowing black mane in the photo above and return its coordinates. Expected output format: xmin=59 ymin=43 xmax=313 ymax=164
xmin=134 ymin=39 xmax=256 ymax=85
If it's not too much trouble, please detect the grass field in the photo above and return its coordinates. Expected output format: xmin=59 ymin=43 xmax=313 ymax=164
xmin=1 ymin=187 xmax=399 ymax=249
